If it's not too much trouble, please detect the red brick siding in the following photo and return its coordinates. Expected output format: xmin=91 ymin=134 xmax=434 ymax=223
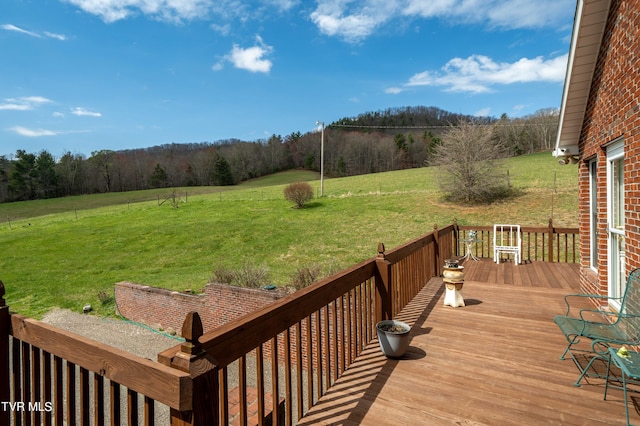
xmin=578 ymin=0 xmax=640 ymax=299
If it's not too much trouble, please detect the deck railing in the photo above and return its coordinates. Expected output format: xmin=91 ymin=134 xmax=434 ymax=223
xmin=0 ymin=282 xmax=192 ymax=425
xmin=1 ymin=221 xmax=577 ymax=425
xmin=454 ymin=219 xmax=579 ymax=263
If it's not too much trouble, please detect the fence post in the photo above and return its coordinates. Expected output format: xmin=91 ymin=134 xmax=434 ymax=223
xmin=169 ymin=312 xmax=219 ymax=426
xmin=374 ymin=243 xmax=393 ymax=321
xmin=548 ymin=218 xmax=554 ymax=263
xmin=0 ymin=280 xmax=9 ymax=426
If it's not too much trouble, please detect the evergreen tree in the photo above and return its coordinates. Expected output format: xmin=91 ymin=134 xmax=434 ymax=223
xmin=8 ymin=150 xmax=37 ymax=200
xmin=149 ymin=163 xmax=168 ymax=188
xmin=212 ymin=154 xmax=234 ymax=186
xmin=35 ymin=150 xmax=58 ymax=198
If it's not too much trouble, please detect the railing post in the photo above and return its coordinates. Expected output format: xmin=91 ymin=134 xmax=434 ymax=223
xmin=548 ymin=218 xmax=554 ymax=263
xmin=374 ymin=243 xmax=393 ymax=321
xmin=433 ymin=224 xmax=440 ymax=277
xmin=168 ymin=312 xmax=220 ymax=426
xmin=0 ymin=280 xmax=9 ymax=426
xmin=453 ymin=219 xmax=459 ymax=257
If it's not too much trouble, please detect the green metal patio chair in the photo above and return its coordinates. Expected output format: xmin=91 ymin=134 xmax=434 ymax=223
xmin=554 ymin=268 xmax=640 ymax=386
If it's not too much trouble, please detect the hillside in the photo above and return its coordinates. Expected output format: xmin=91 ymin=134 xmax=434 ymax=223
xmin=0 ymin=106 xmax=558 ymax=204
xmin=0 ymin=152 xmax=577 ymax=319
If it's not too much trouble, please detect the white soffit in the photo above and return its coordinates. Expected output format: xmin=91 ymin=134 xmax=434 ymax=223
xmin=554 ymin=0 xmax=611 ymax=155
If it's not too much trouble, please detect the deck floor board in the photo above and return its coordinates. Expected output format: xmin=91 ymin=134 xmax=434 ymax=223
xmin=299 ymin=259 xmax=635 ymax=425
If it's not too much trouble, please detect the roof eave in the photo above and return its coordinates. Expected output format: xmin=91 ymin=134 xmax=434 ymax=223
xmin=554 ymin=0 xmax=611 ymax=158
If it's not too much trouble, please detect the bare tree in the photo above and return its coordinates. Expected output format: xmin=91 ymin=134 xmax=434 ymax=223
xmin=431 ymin=120 xmax=510 ymax=203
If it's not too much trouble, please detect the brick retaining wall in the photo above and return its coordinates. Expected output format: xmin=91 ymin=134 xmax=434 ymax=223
xmin=115 ymin=281 xmax=287 ymax=335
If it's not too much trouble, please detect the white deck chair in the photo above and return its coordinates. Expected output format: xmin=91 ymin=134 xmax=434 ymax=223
xmin=493 ymin=224 xmax=521 ymax=265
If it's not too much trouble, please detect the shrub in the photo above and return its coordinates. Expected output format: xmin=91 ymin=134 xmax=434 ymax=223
xmin=289 ymin=264 xmax=322 ymax=290
xmin=211 ymin=263 xmax=270 ymax=288
xmin=233 ymin=263 xmax=270 ymax=288
xmin=284 ymin=182 xmax=314 ymax=208
xmin=211 ymin=266 xmax=235 ymax=284
xmin=97 ymin=290 xmax=114 ymax=306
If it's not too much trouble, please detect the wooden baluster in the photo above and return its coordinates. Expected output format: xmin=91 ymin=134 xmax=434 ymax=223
xmin=548 ymin=218 xmax=554 ymax=263
xmin=433 ymin=224 xmax=440 ymax=277
xmin=0 ymin=280 xmax=9 ymax=426
xmin=283 ymin=329 xmax=292 ymax=425
xmin=295 ymin=322 xmax=303 ymax=420
xmin=67 ymin=361 xmax=76 ymax=426
xmin=110 ymin=380 xmax=120 ymax=426
xmin=218 ymin=368 xmax=228 ymax=426
xmin=42 ymin=350 xmax=53 ymax=426
xmin=94 ymin=373 xmax=104 ymax=426
xmin=270 ymin=337 xmax=279 ymax=426
xmin=305 ymin=315 xmax=313 ymax=408
xmin=21 ymin=341 xmax=30 ymax=425
xmin=54 ymin=356 xmax=63 ymax=425
xmin=322 ymin=305 xmax=331 ymax=395
xmin=80 ymin=367 xmax=90 ymax=425
xmin=169 ymin=312 xmax=219 ymax=426
xmin=237 ymin=356 xmax=247 ymax=426
xmin=256 ymin=345 xmax=264 ymax=426
xmin=144 ymin=396 xmax=155 ymax=426
xmin=127 ymin=389 xmax=139 ymax=425
xmin=315 ymin=309 xmax=323 ymax=396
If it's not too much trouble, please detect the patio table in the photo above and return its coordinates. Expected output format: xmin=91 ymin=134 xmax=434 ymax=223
xmin=459 ymin=237 xmax=482 ymax=262
xmin=605 ymin=347 xmax=640 ymax=425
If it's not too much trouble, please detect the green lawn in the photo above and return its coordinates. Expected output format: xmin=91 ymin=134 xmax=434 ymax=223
xmin=0 ymin=152 xmax=578 ymax=318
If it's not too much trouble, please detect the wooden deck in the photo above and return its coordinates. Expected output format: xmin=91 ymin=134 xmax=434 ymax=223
xmin=299 ymin=259 xmax=635 ymax=425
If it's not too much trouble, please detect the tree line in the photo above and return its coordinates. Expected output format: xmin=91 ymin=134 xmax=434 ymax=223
xmin=0 ymin=106 xmax=559 ymax=203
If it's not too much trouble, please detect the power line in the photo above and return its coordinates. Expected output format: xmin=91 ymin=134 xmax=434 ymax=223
xmin=329 ymin=124 xmax=450 ymax=130
xmin=330 ymin=122 xmax=556 ymax=130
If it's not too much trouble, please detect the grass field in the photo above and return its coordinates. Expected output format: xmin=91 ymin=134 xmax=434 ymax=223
xmin=0 ymin=152 xmax=578 ymax=318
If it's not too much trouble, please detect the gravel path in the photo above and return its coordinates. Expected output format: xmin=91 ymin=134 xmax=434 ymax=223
xmin=41 ymin=308 xmax=182 ymax=360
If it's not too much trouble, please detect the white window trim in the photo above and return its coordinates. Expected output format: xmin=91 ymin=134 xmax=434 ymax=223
xmin=589 ymin=158 xmax=598 ymax=272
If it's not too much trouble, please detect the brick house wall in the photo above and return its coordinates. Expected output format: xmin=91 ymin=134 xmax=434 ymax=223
xmin=577 ymin=0 xmax=640 ymax=300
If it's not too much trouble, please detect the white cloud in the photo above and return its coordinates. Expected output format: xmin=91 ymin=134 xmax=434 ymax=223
xmin=406 ymin=0 xmax=575 ymax=28
xmin=72 ymin=107 xmax=102 ymax=117
xmin=310 ymin=1 xmax=400 ymax=43
xmin=385 ymin=87 xmax=403 ymax=95
xmin=216 ymin=35 xmax=274 ymax=73
xmin=63 ymin=0 xmax=214 ymax=23
xmin=1 ymin=24 xmax=67 ymax=40
xmin=9 ymin=126 xmax=59 ymax=137
xmin=0 ymin=96 xmax=53 ymax=111
xmin=53 ymin=112 xmax=65 ymax=118
xmin=1 ymin=24 xmax=41 ymax=37
xmin=311 ymin=0 xmax=574 ymax=42
xmin=44 ymin=31 xmax=67 ymax=41
xmin=210 ymin=23 xmax=231 ymax=36
xmin=264 ymin=0 xmax=299 ymax=12
xmin=475 ymin=107 xmax=491 ymax=117
xmin=403 ymin=54 xmax=568 ymax=94
xmin=0 ymin=103 xmax=30 ymax=111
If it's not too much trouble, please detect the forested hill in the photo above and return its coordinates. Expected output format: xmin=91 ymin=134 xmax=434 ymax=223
xmin=0 ymin=106 xmax=558 ymax=203
xmin=332 ymin=106 xmax=492 ymax=131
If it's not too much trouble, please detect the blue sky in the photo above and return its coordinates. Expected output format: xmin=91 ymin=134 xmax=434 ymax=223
xmin=1 ymin=0 xmax=575 ymax=158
